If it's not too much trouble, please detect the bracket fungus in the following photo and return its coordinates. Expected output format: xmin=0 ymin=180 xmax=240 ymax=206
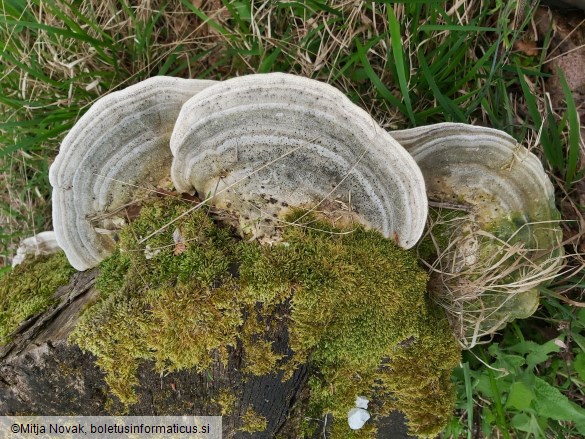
xmin=391 ymin=123 xmax=563 ymax=347
xmin=170 ymin=73 xmax=427 ymax=247
xmin=44 ymin=73 xmax=566 ymax=436
xmin=49 ymin=76 xmax=216 ymax=271
xmin=11 ymin=231 xmax=60 ymax=267
xmin=47 ymin=75 xmax=564 ymax=345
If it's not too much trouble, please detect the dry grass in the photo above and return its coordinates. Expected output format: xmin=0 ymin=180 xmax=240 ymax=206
xmin=422 ymin=210 xmax=568 ymax=348
xmin=0 ymin=0 xmax=226 ymax=263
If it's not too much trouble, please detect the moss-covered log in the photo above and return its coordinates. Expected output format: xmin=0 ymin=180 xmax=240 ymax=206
xmin=0 ymin=266 xmax=413 ymax=438
xmin=0 ymin=267 xmax=309 ymax=437
xmin=0 ymin=198 xmax=462 ymax=438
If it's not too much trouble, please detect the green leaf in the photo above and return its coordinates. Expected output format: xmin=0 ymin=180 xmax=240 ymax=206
xmin=507 ymin=339 xmax=560 ymax=370
xmin=476 ymin=373 xmax=494 ymax=398
xmin=574 ymin=352 xmax=585 ymax=382
xmin=510 ymin=413 xmax=543 ymax=436
xmin=493 ymin=354 xmax=526 ymax=374
xmin=481 ymin=406 xmax=496 ymax=437
xmin=576 ymin=308 xmax=585 ymax=329
xmin=526 ymin=340 xmax=561 ymax=370
xmin=510 ymin=413 xmax=530 ymax=431
xmin=488 ymin=342 xmax=504 ymax=357
xmin=505 ymin=381 xmax=534 ymax=410
xmin=232 ymin=1 xmax=252 ymax=21
xmin=573 ymin=333 xmax=585 ymax=352
xmin=533 ymin=377 xmax=585 ymax=422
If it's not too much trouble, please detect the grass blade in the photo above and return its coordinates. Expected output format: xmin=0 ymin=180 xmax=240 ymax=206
xmin=180 ymin=0 xmax=230 ymax=37
xmin=418 ymin=49 xmax=465 ymax=121
xmin=355 ymin=39 xmax=406 ymax=114
xmin=516 ymin=65 xmax=563 ymax=170
xmin=420 ymin=24 xmax=497 ymax=32
xmin=259 ymin=48 xmax=283 ymax=73
xmin=462 ymin=362 xmax=474 ymax=439
xmin=387 ymin=7 xmax=415 ymax=125
xmin=485 ymin=357 xmax=511 ymax=439
xmin=558 ymin=69 xmax=581 ymax=187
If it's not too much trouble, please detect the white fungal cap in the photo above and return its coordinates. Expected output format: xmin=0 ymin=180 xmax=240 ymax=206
xmin=391 ymin=123 xmax=559 ymax=227
xmin=348 ymin=407 xmax=371 ymax=430
xmin=12 ymin=231 xmax=60 ymax=267
xmin=392 ymin=123 xmax=563 ymax=346
xmin=170 ymin=73 xmax=427 ymax=247
xmin=355 ymin=396 xmax=369 ymax=409
xmin=50 ymin=76 xmax=216 ymax=271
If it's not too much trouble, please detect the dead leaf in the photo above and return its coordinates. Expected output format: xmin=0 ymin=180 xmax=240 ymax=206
xmin=174 ymin=242 xmax=186 ymax=256
xmin=173 ymin=228 xmax=186 ymax=255
xmin=515 ymin=39 xmax=539 ymax=56
xmin=124 ymin=203 xmax=142 ymax=221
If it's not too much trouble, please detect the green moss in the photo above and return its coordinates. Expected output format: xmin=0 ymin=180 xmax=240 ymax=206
xmin=0 ymin=252 xmax=75 ymax=345
xmin=71 ymin=199 xmax=243 ymax=404
xmin=71 ymin=197 xmax=461 ymax=437
xmin=242 ymin=335 xmax=284 ymax=376
xmin=416 ymin=207 xmax=467 ymax=262
xmin=376 ymin=309 xmax=460 ymax=438
xmin=239 ymin=407 xmax=267 ymax=433
xmin=215 ymin=389 xmax=236 ymax=416
xmin=148 ymin=281 xmax=243 ymax=373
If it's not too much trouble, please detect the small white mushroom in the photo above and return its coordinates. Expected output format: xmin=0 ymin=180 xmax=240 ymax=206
xmin=49 ymin=76 xmax=216 ymax=270
xmin=355 ymin=395 xmax=369 ymax=409
xmin=170 ymin=73 xmax=427 ymax=247
xmin=12 ymin=231 xmax=60 ymax=267
xmin=348 ymin=407 xmax=371 ymax=430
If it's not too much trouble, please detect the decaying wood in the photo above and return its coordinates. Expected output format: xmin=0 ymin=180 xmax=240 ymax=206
xmin=0 ymin=270 xmax=411 ymax=438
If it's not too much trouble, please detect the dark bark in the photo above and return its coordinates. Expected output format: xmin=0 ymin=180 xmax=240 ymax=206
xmin=0 ymin=270 xmax=412 ymax=438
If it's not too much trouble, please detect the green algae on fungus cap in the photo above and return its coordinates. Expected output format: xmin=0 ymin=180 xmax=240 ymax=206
xmin=49 ymin=76 xmax=216 ymax=271
xmin=0 ymin=252 xmax=75 ymax=345
xmin=392 ymin=123 xmax=563 ymax=348
xmin=170 ymin=73 xmax=427 ymax=248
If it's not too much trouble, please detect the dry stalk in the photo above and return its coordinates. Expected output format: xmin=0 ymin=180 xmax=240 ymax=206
xmin=424 ymin=210 xmax=565 ymax=349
